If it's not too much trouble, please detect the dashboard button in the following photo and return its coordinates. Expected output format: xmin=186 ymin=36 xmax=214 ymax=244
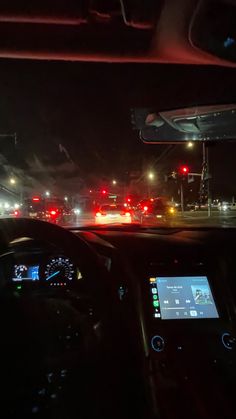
xmin=222 ymin=333 xmax=236 ymax=350
xmin=151 ymin=335 xmax=165 ymax=352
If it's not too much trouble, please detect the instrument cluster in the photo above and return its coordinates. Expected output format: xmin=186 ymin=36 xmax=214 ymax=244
xmin=12 ymin=255 xmax=81 ymax=287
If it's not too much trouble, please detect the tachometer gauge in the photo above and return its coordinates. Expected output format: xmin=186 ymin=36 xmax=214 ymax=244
xmin=44 ymin=256 xmax=76 ymax=284
xmin=14 ymin=264 xmax=28 ymax=280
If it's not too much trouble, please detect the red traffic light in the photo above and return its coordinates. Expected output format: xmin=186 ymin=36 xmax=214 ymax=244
xmin=180 ymin=165 xmax=189 ymax=175
xmin=101 ymin=189 xmax=107 ymax=195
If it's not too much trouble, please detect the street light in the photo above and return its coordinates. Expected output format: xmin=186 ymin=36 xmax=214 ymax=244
xmin=45 ymin=191 xmax=50 ymax=197
xmin=112 ymin=180 xmax=117 ymax=185
xmin=147 ymin=172 xmax=154 ymax=180
xmin=64 ymin=196 xmax=68 ymax=202
xmin=9 ymin=177 xmax=16 ymax=185
xmin=186 ymin=141 xmax=194 ymax=149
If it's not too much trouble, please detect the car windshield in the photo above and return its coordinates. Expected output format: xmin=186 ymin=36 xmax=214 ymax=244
xmin=1 ymin=61 xmax=236 ymax=229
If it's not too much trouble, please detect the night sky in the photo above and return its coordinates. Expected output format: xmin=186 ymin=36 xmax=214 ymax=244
xmin=0 ymin=59 xmax=236 ymax=199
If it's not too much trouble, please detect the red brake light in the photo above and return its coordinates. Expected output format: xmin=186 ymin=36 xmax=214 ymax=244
xmin=125 ymin=212 xmax=131 ymax=216
xmin=32 ymin=197 xmax=40 ymax=202
xmin=50 ymin=210 xmax=57 ymax=215
xmin=14 ymin=210 xmax=19 ymax=216
xmin=96 ymin=212 xmax=102 ymax=217
xmin=143 ymin=206 xmax=148 ymax=212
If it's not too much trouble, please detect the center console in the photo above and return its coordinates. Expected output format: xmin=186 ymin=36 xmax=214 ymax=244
xmin=143 ymin=259 xmax=236 ymax=419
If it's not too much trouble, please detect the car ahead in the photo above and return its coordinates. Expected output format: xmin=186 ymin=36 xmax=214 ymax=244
xmin=219 ymin=202 xmax=236 ymax=212
xmin=23 ymin=198 xmax=72 ymax=224
xmin=229 ymin=203 xmax=236 ymax=211
xmin=134 ymin=198 xmax=176 ymax=224
xmin=219 ymin=201 xmax=230 ymax=212
xmin=95 ymin=204 xmax=132 ymax=224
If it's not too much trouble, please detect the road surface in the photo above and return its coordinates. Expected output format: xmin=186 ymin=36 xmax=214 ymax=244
xmin=61 ymin=210 xmax=236 ymax=228
xmin=2 ymin=210 xmax=236 ymax=228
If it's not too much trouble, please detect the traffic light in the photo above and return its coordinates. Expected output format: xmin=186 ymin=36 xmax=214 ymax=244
xmin=179 ymin=165 xmax=189 ymax=175
xmin=101 ymin=189 xmax=107 ymax=195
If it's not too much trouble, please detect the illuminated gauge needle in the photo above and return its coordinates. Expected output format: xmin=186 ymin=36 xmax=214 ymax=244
xmin=46 ymin=270 xmax=60 ymax=281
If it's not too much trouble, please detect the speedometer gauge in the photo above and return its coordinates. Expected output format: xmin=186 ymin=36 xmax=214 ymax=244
xmin=44 ymin=256 xmax=76 ymax=283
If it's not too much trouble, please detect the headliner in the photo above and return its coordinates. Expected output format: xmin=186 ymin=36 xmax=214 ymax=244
xmin=0 ymin=0 xmax=234 ymax=66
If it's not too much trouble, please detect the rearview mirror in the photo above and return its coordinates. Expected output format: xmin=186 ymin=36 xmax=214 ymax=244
xmin=132 ymin=104 xmax=236 ymax=144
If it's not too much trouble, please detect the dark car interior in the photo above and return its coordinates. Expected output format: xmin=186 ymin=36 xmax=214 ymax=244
xmin=0 ymin=1 xmax=236 ymax=419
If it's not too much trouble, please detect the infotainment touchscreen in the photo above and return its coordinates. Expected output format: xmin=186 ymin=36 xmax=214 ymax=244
xmin=149 ymin=276 xmax=219 ymax=319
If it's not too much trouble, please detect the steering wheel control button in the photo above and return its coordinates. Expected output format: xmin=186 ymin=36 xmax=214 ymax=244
xmin=151 ymin=335 xmax=165 ymax=352
xmin=222 ymin=333 xmax=236 ymax=350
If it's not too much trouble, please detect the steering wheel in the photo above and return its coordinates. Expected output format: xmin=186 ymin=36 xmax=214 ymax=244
xmin=0 ymin=217 xmax=110 ymax=285
xmin=0 ymin=218 xmax=119 ymax=419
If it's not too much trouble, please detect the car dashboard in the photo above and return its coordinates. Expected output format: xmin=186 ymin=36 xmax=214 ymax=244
xmin=76 ymin=227 xmax=236 ymax=419
xmin=6 ymin=227 xmax=236 ymax=419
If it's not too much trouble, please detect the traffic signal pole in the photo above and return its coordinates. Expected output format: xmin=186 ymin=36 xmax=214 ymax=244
xmin=201 ymin=143 xmax=211 ymax=217
xmin=206 ymin=146 xmax=211 ymax=217
xmin=179 ymin=166 xmax=189 ymax=214
xmin=180 ymin=181 xmax=184 ymax=214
